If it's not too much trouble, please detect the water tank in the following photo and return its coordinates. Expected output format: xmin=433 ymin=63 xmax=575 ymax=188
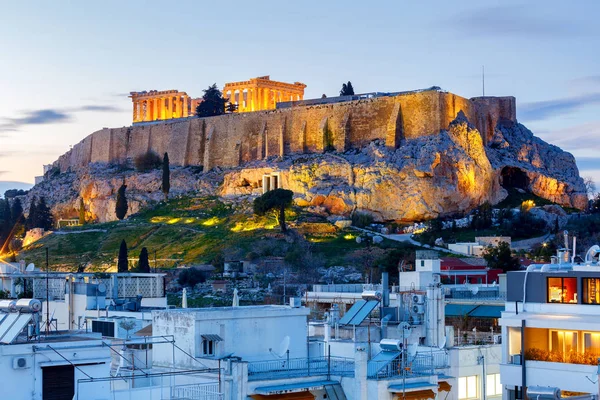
xmin=361 ymin=290 xmax=382 ymax=300
xmin=15 ymin=299 xmax=42 ymax=313
xmin=379 ymin=339 xmax=402 ymax=352
xmin=0 ymin=300 xmax=17 ymax=313
xmin=527 ymin=386 xmax=561 ymax=400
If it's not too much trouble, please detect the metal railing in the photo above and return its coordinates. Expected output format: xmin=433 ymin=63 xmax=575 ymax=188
xmin=367 ymin=352 xmax=449 ymax=380
xmin=247 ymin=356 xmax=354 ymax=381
xmin=171 ymin=383 xmax=223 ymax=400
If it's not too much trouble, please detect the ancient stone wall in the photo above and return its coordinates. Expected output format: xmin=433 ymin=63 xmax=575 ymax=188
xmin=53 ymin=90 xmax=516 ymax=173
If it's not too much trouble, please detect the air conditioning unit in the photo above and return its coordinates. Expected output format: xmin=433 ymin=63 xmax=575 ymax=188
xmin=410 ymin=315 xmax=422 ymax=325
xmin=13 ymin=357 xmax=31 ymax=369
xmin=493 ymin=334 xmax=502 ymax=344
xmin=510 ymin=354 xmax=522 ymax=365
xmin=289 ymin=298 xmax=301 ymax=308
xmin=412 ymin=294 xmax=425 ymax=304
xmin=412 ymin=304 xmax=425 ymax=314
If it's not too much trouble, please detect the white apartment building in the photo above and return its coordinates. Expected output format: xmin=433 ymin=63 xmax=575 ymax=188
xmin=500 ymin=245 xmax=600 ymax=399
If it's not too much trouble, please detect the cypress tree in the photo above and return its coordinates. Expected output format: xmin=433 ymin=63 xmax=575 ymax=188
xmin=117 ymin=239 xmax=128 ymax=272
xmin=115 ymin=183 xmax=128 ymax=220
xmin=10 ymin=198 xmax=23 ymax=226
xmin=26 ymin=197 xmax=37 ymax=230
xmin=79 ymin=198 xmax=86 ymax=225
xmin=36 ymin=197 xmax=54 ymax=230
xmin=162 ymin=153 xmax=170 ymax=202
xmin=138 ymin=247 xmax=150 ymax=273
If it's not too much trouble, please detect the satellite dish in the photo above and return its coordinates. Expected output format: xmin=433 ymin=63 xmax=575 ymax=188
xmin=25 ymin=263 xmax=35 ymax=272
xmin=439 ymin=336 xmax=447 ymax=349
xmin=277 ymin=336 xmax=290 ymax=357
xmin=97 ymin=283 xmax=107 ymax=294
xmin=407 ymin=344 xmax=418 ymax=357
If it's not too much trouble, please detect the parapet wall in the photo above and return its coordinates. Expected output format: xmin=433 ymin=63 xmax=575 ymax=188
xmin=54 ymin=90 xmax=516 ymax=173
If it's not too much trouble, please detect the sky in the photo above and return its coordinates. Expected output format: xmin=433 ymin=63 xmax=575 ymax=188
xmin=0 ymin=0 xmax=599 ymax=191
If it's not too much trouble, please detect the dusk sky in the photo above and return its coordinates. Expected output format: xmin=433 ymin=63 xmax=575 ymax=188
xmin=1 ymin=1 xmax=599 ymax=190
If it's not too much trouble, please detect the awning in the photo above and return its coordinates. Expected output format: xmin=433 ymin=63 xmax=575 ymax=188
xmin=388 ymin=382 xmax=438 ymax=393
xmin=444 ymin=304 xmax=477 ymax=317
xmin=134 ymin=324 xmax=152 ymax=336
xmin=253 ymin=380 xmax=338 ymax=395
xmin=438 ymin=381 xmax=452 ymax=392
xmin=468 ymin=305 xmax=503 ymax=318
xmin=392 ymin=390 xmax=436 ymax=400
xmin=201 ymin=334 xmax=223 ymax=341
xmin=251 ymin=392 xmax=314 ymax=400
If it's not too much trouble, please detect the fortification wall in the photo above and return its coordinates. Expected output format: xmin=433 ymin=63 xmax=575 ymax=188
xmin=53 ymin=90 xmax=516 ymax=173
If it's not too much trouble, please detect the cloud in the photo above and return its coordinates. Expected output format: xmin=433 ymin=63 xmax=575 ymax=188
xmin=570 ymin=75 xmax=600 ymax=89
xmin=519 ymin=93 xmax=600 ymax=122
xmin=0 ymin=103 xmax=125 ymax=132
xmin=536 ymin=121 xmax=600 ymax=152
xmin=446 ymin=5 xmax=585 ymax=37
xmin=576 ymin=157 xmax=600 ymax=172
xmin=0 ymin=171 xmax=7 ymax=177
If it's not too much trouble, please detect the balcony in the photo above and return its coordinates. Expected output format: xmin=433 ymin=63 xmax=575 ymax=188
xmin=247 ymin=356 xmax=354 ymax=381
xmin=368 ymin=352 xmax=449 ymax=380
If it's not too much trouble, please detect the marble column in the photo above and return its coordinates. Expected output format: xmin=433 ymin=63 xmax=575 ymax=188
xmin=167 ymin=97 xmax=173 ymax=119
xmin=132 ymin=101 xmax=137 ymax=122
xmin=183 ymin=96 xmax=189 ymax=117
xmin=160 ymin=98 xmax=166 ymax=119
xmin=153 ymin=99 xmax=159 ymax=120
xmin=251 ymin=88 xmax=257 ymax=111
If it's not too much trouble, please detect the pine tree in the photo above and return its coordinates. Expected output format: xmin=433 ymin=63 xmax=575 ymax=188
xmin=118 ymin=239 xmax=128 ymax=272
xmin=79 ymin=198 xmax=86 ymax=225
xmin=195 ymin=84 xmax=228 ymax=117
xmin=26 ymin=197 xmax=37 ymax=230
xmin=162 ymin=153 xmax=170 ymax=202
xmin=253 ymin=188 xmax=294 ymax=232
xmin=138 ymin=247 xmax=150 ymax=273
xmin=115 ymin=183 xmax=128 ymax=220
xmin=36 ymin=197 xmax=54 ymax=230
xmin=340 ymin=81 xmax=355 ymax=96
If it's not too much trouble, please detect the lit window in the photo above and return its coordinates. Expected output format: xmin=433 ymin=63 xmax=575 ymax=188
xmin=583 ymin=278 xmax=600 ymax=304
xmin=547 ymin=277 xmax=578 ymax=303
xmin=584 ymin=332 xmax=600 ymax=354
xmin=458 ymin=375 xmax=478 ymax=399
xmin=486 ymin=373 xmax=502 ymax=396
xmin=550 ymin=330 xmax=578 ymax=354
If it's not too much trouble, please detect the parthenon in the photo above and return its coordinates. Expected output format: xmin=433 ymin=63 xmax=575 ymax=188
xmin=129 ymin=90 xmax=201 ymax=123
xmin=223 ymin=76 xmax=306 ymax=112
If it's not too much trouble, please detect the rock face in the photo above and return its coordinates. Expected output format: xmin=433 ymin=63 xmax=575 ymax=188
xmin=31 ymin=113 xmax=586 ymax=223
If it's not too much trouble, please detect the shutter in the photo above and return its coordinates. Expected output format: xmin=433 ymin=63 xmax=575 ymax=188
xmin=42 ymin=365 xmax=75 ymax=400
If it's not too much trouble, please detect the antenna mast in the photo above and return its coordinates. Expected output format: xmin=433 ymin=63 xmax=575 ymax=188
xmin=45 ymin=247 xmax=49 ymax=336
xmin=482 ymin=65 xmax=485 ymax=97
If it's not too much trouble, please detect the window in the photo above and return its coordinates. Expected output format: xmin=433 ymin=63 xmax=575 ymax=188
xmin=458 ymin=375 xmax=478 ymax=399
xmin=550 ymin=330 xmax=578 ymax=354
xmin=547 ymin=277 xmax=578 ymax=303
xmin=486 ymin=373 xmax=502 ymax=396
xmin=584 ymin=332 xmax=600 ymax=354
xmin=583 ymin=278 xmax=600 ymax=304
xmin=202 ymin=339 xmax=214 ymax=356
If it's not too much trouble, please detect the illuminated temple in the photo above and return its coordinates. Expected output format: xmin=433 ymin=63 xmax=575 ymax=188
xmin=130 ymin=76 xmax=306 ymax=123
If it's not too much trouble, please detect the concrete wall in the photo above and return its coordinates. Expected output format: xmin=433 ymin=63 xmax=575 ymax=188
xmin=54 ymin=91 xmax=516 ymax=173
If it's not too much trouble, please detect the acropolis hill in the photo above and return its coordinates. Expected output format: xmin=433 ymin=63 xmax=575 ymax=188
xmin=37 ymin=83 xmax=587 ymax=223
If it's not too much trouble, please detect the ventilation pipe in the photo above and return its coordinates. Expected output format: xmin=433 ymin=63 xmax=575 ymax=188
xmin=572 ymin=236 xmax=577 ymax=264
xmin=382 ymin=272 xmax=389 ymax=307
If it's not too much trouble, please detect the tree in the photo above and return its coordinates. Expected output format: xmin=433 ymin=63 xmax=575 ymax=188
xmin=340 ymin=81 xmax=355 ymax=96
xmin=117 ymin=239 xmax=128 ymax=272
xmin=10 ymin=198 xmax=23 ymax=226
xmin=253 ymin=188 xmax=294 ymax=232
xmin=162 ymin=153 xmax=170 ymax=202
xmin=115 ymin=183 xmax=128 ymax=220
xmin=36 ymin=197 xmax=54 ymax=230
xmin=26 ymin=197 xmax=37 ymax=230
xmin=134 ymin=151 xmax=162 ymax=172
xmin=138 ymin=247 xmax=150 ymax=273
xmin=79 ymin=198 xmax=86 ymax=225
xmin=225 ymin=102 xmax=238 ymax=113
xmin=584 ymin=176 xmax=597 ymax=199
xmin=482 ymin=242 xmax=521 ymax=272
xmin=195 ymin=84 xmax=228 ymax=118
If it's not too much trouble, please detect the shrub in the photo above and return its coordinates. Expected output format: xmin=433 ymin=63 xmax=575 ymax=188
xmin=178 ymin=268 xmax=208 ymax=287
xmin=351 ymin=212 xmax=374 ymax=228
xmin=134 ymin=151 xmax=162 ymax=172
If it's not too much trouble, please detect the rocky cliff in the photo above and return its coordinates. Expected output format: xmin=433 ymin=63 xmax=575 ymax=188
xmin=27 ymin=112 xmax=586 ymax=223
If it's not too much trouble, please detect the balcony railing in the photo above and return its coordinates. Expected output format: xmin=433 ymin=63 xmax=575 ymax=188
xmin=171 ymin=383 xmax=223 ymax=400
xmin=247 ymin=356 xmax=354 ymax=381
xmin=368 ymin=352 xmax=449 ymax=380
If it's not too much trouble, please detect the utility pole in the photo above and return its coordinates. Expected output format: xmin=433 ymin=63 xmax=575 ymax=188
xmin=45 ymin=247 xmax=49 ymax=336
